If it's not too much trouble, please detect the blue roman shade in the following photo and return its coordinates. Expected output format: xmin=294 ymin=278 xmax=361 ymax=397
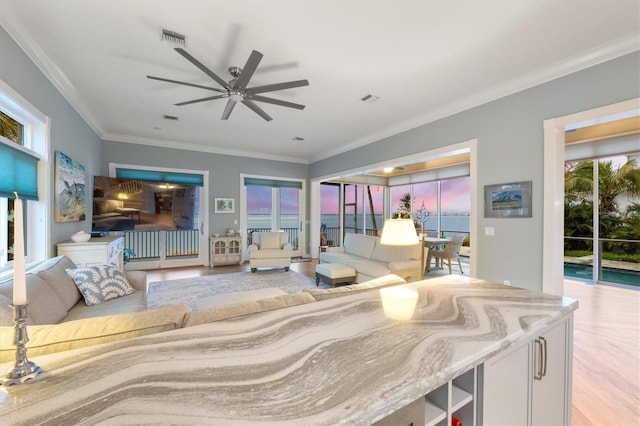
xmin=243 ymin=177 xmax=302 ymax=189
xmin=115 ymin=168 xmax=204 ymax=186
xmin=0 ymin=140 xmax=39 ymax=200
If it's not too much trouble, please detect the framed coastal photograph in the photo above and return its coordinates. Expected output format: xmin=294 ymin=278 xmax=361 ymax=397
xmin=215 ymin=197 xmax=235 ymax=213
xmin=484 ymin=181 xmax=532 ymax=218
xmin=54 ymin=151 xmax=87 ymax=222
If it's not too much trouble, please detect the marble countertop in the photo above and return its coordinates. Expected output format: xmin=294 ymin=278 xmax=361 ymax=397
xmin=0 ymin=275 xmax=577 ymax=425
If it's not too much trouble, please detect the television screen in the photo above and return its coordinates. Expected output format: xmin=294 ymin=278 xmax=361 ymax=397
xmin=92 ymin=176 xmax=199 ymax=232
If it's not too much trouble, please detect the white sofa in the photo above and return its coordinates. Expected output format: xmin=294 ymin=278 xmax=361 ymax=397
xmin=0 ymin=256 xmax=188 ymax=361
xmin=319 ymin=233 xmax=423 ymax=282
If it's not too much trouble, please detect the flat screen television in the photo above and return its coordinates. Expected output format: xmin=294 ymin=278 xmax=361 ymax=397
xmin=92 ymin=176 xmax=199 ymax=232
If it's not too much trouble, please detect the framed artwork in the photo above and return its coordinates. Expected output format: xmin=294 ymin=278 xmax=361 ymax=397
xmin=215 ymin=198 xmax=235 ymax=213
xmin=54 ymin=151 xmax=86 ymax=222
xmin=484 ymin=181 xmax=532 ymax=218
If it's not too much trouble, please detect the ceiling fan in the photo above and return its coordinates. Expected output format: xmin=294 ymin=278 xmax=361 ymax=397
xmin=147 ymin=48 xmax=309 ymax=121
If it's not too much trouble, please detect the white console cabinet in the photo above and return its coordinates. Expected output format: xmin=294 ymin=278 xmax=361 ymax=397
xmin=57 ymin=236 xmax=124 ymax=270
xmin=481 ymin=317 xmax=572 ymax=425
xmin=210 ymin=236 xmax=242 ymax=266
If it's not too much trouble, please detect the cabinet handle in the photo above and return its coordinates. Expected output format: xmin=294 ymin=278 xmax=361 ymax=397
xmin=534 ymin=338 xmax=544 ymax=380
xmin=534 ymin=336 xmax=548 ymax=380
xmin=540 ymin=336 xmax=548 ymax=378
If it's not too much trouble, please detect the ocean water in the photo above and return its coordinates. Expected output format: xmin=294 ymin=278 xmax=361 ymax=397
xmin=248 ymin=214 xmax=470 ymax=233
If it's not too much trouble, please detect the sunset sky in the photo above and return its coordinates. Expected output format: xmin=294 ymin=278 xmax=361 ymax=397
xmin=320 ymin=177 xmax=471 ymax=215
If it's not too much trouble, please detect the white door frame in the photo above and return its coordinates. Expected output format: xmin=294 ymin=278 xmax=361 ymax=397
xmin=109 ymin=163 xmax=209 ymax=269
xmin=240 ymin=173 xmax=306 ymax=260
xmin=542 ymin=98 xmax=639 ymax=295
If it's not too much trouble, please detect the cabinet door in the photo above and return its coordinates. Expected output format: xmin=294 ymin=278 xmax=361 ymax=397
xmin=531 ymin=321 xmax=567 ymax=426
xmin=482 ymin=343 xmax=530 ymax=425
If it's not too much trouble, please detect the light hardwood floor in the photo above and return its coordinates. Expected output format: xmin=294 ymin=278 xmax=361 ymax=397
xmin=146 ymin=263 xmax=640 ymax=425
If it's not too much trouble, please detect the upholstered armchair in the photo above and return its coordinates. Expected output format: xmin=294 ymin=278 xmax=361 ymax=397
xmin=248 ymin=231 xmax=292 ymax=272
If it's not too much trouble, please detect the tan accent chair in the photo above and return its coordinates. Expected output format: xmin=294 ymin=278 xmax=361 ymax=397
xmin=426 ymin=235 xmax=465 ymax=274
xmin=248 ymin=231 xmax=292 ymax=272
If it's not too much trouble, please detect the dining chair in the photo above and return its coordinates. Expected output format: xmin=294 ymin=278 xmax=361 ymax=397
xmin=426 ymin=235 xmax=465 ymax=274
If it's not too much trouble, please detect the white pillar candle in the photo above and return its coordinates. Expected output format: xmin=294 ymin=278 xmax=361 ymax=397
xmin=12 ymin=192 xmax=27 ymax=305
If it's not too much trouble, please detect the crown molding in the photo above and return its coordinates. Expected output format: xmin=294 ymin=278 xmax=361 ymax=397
xmin=310 ymin=35 xmax=640 ymax=163
xmin=103 ymin=133 xmax=310 ymax=164
xmin=0 ymin=14 xmax=106 ymax=138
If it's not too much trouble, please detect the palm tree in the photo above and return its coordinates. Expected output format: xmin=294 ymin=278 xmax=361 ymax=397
xmin=565 ymin=159 xmax=640 ymax=214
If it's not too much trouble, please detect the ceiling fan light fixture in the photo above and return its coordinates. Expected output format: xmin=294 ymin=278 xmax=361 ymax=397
xmin=229 ymin=92 xmax=244 ymax=102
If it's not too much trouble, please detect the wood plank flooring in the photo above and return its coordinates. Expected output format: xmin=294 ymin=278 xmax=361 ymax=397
xmin=145 ymin=263 xmax=640 ymax=425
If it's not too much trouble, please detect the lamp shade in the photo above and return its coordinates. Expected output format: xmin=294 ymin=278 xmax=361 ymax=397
xmin=380 ymin=219 xmax=419 ymax=246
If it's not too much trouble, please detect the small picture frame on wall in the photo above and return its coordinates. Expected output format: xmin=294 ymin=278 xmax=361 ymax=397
xmin=214 ymin=198 xmax=235 ymax=213
xmin=484 ymin=181 xmax=532 ymax=218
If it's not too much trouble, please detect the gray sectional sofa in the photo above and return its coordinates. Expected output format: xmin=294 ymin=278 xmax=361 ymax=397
xmin=0 ymin=255 xmax=407 ymax=362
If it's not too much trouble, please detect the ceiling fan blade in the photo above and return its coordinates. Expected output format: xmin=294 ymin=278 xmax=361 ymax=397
xmin=242 ymin=99 xmax=273 ymax=121
xmin=246 ymin=79 xmax=309 ymax=95
xmin=247 ymin=94 xmax=305 ymax=110
xmin=234 ymin=50 xmax=263 ymax=91
xmin=175 ymin=94 xmax=228 ymax=106
xmin=146 ymin=75 xmax=226 ymax=93
xmin=174 ymin=47 xmax=230 ymax=90
xmin=221 ymin=99 xmax=237 ymax=120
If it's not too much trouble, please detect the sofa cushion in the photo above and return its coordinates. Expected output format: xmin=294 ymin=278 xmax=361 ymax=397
xmin=194 ymin=288 xmax=288 ymax=311
xmin=371 ymin=241 xmax=421 ymax=263
xmin=183 ymin=292 xmax=316 ymax=328
xmin=307 ymin=274 xmax=407 ymax=301
xmin=0 ymin=294 xmax=12 ymax=326
xmin=343 ymin=233 xmax=378 ymax=259
xmin=66 ymin=264 xmax=135 ymax=306
xmin=63 ymin=291 xmax=146 ymax=322
xmin=35 ymin=255 xmax=82 ymax=310
xmin=24 ymin=274 xmax=68 ymax=325
xmin=0 ymin=304 xmax=189 ymax=362
xmin=260 ymin=232 xmax=282 ymax=249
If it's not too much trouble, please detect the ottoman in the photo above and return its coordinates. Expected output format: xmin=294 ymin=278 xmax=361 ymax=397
xmin=315 ymin=263 xmax=356 ymax=287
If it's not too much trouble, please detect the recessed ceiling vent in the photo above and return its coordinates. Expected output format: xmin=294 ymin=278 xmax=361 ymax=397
xmin=160 ymin=28 xmax=187 ymax=46
xmin=361 ymin=94 xmax=380 ymax=103
xmin=163 ymin=114 xmax=179 ymax=121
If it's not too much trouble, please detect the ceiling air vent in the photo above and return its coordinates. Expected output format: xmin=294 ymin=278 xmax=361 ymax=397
xmin=163 ymin=115 xmax=179 ymax=121
xmin=361 ymin=94 xmax=380 ymax=103
xmin=160 ymin=28 xmax=187 ymax=46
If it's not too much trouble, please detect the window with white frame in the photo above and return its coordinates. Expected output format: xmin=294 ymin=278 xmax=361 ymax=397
xmin=0 ymin=79 xmax=49 ymax=272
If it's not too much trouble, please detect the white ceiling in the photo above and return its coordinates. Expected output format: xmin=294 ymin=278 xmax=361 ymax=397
xmin=1 ymin=1 xmax=638 ymax=164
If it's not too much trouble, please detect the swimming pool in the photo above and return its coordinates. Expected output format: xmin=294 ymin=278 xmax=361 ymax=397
xmin=564 ymin=263 xmax=640 ymax=287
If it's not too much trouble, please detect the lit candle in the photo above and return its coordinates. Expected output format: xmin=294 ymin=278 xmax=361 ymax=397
xmin=12 ymin=192 xmax=27 ymax=305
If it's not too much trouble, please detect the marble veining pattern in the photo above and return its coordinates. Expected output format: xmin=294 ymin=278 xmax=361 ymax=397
xmin=0 ymin=276 xmax=577 ymax=425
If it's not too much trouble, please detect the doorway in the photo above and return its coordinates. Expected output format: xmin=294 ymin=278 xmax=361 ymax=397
xmin=241 ymin=174 xmax=305 ymax=258
xmin=542 ymin=98 xmax=640 ymax=294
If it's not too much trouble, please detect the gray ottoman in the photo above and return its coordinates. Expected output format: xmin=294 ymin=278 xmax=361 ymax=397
xmin=315 ymin=263 xmax=356 ymax=287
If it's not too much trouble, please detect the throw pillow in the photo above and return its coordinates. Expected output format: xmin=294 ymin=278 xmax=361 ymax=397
xmin=260 ymin=232 xmax=281 ymax=249
xmin=65 ymin=265 xmax=135 ymax=306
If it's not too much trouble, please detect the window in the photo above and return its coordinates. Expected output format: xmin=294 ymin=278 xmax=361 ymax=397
xmin=0 ymin=79 xmax=49 ymax=272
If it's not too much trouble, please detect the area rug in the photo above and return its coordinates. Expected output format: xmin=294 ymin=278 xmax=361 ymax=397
xmin=146 ymin=270 xmax=319 ymax=310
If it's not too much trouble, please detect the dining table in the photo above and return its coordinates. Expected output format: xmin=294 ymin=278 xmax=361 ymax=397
xmin=422 ymin=236 xmax=452 ymax=271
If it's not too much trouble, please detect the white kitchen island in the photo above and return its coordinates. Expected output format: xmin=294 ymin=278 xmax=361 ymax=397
xmin=0 ymin=275 xmax=577 ymax=425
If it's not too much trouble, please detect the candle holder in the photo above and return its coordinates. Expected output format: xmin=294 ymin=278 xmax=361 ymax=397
xmin=1 ymin=304 xmax=42 ymax=386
